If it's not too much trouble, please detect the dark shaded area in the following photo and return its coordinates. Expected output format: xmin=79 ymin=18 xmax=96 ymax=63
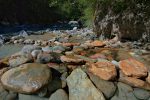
xmin=0 ymin=0 xmax=63 ymax=25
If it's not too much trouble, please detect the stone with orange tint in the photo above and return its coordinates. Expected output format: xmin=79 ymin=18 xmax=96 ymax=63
xmin=1 ymin=63 xmax=51 ymax=94
xmin=90 ymin=53 xmax=106 ymax=59
xmin=62 ymin=43 xmax=80 ymax=47
xmin=88 ymin=60 xmax=117 ymax=80
xmin=89 ymin=40 xmax=105 ymax=47
xmin=60 ymin=55 xmax=85 ymax=64
xmin=119 ymin=58 xmax=148 ymax=78
xmin=119 ymin=76 xmax=150 ymax=91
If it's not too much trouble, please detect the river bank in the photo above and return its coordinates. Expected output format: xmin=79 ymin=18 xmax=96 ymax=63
xmin=0 ymin=28 xmax=150 ymax=100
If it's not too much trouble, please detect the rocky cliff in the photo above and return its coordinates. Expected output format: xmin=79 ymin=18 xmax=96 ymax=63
xmin=94 ymin=0 xmax=150 ymax=42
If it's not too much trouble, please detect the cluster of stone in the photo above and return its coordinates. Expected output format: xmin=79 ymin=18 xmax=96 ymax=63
xmin=0 ymin=34 xmax=150 ymax=100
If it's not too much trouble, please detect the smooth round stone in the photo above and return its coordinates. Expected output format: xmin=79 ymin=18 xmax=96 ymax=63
xmin=42 ymin=46 xmax=66 ymax=53
xmin=36 ymin=53 xmax=61 ymax=64
xmin=1 ymin=63 xmax=51 ymax=94
xmin=67 ymin=68 xmax=105 ymax=100
xmin=42 ymin=46 xmax=53 ymax=52
xmin=52 ymin=46 xmax=66 ymax=53
xmin=88 ymin=73 xmax=116 ymax=99
xmin=133 ymin=88 xmax=150 ymax=100
xmin=31 ymin=50 xmax=42 ymax=58
xmin=21 ymin=45 xmax=41 ymax=54
xmin=49 ymin=89 xmax=68 ymax=100
xmin=9 ymin=53 xmax=33 ymax=67
xmin=119 ymin=58 xmax=148 ymax=78
xmin=88 ymin=60 xmax=117 ymax=81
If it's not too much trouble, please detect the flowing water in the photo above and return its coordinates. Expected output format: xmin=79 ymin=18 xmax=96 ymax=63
xmin=0 ymin=44 xmax=23 ymax=58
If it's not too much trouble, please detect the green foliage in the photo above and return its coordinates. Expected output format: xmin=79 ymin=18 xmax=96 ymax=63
xmin=48 ymin=0 xmax=97 ymax=27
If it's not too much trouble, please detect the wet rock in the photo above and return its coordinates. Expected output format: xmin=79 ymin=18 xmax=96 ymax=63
xmin=31 ymin=50 xmax=42 ymax=58
xmin=88 ymin=60 xmax=117 ymax=80
xmin=120 ymin=76 xmax=145 ymax=87
xmin=88 ymin=73 xmax=116 ymax=99
xmin=1 ymin=63 xmax=51 ymax=94
xmin=133 ymin=88 xmax=150 ymax=100
xmin=119 ymin=58 xmax=148 ymax=78
xmin=119 ymin=76 xmax=150 ymax=91
xmin=67 ymin=68 xmax=105 ymax=100
xmin=48 ymin=63 xmax=67 ymax=73
xmin=9 ymin=53 xmax=33 ymax=67
xmin=111 ymin=82 xmax=137 ymax=100
xmin=19 ymin=94 xmax=49 ymax=100
xmin=42 ymin=46 xmax=53 ymax=53
xmin=42 ymin=46 xmax=66 ymax=53
xmin=60 ymin=55 xmax=85 ymax=65
xmin=37 ymin=53 xmax=61 ymax=64
xmin=21 ymin=45 xmax=41 ymax=54
xmin=36 ymin=53 xmax=54 ymax=64
xmin=49 ymin=89 xmax=68 ymax=100
xmin=52 ymin=46 xmax=66 ymax=53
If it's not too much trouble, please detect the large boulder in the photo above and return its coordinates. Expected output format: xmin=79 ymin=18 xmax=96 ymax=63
xmin=9 ymin=52 xmax=33 ymax=67
xmin=36 ymin=52 xmax=62 ymax=64
xmin=119 ymin=58 xmax=148 ymax=78
xmin=133 ymin=88 xmax=150 ymax=100
xmin=88 ymin=59 xmax=117 ymax=81
xmin=1 ymin=63 xmax=51 ymax=94
xmin=67 ymin=68 xmax=105 ymax=100
xmin=94 ymin=0 xmax=150 ymax=42
xmin=88 ymin=73 xmax=116 ymax=99
xmin=111 ymin=82 xmax=137 ymax=100
xmin=21 ymin=45 xmax=41 ymax=54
